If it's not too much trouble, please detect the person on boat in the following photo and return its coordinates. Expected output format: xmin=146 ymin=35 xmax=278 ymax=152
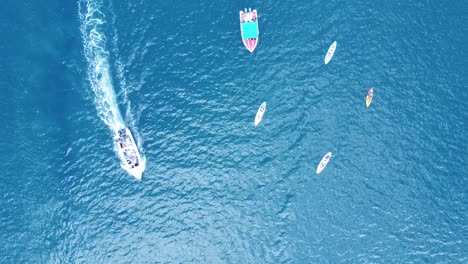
xmin=119 ymin=129 xmax=126 ymax=138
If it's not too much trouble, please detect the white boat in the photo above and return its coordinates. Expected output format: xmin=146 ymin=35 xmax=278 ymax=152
xmin=324 ymin=41 xmax=337 ymax=65
xmin=316 ymin=152 xmax=332 ymax=174
xmin=254 ymin=102 xmax=266 ymax=126
xmin=114 ymin=128 xmax=144 ymax=179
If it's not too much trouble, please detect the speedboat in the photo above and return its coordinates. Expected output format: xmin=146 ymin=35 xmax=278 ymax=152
xmin=239 ymin=8 xmax=259 ymax=52
xmin=114 ymin=127 xmax=143 ymax=179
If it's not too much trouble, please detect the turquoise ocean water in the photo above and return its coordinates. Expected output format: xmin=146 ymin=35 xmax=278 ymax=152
xmin=1 ymin=0 xmax=467 ymax=262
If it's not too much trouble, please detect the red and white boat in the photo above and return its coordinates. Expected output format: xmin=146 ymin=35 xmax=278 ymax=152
xmin=239 ymin=8 xmax=259 ymax=52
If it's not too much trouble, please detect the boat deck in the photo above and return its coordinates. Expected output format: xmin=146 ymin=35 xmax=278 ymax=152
xmin=241 ymin=22 xmax=259 ymax=39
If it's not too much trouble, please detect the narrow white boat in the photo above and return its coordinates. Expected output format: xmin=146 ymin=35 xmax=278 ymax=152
xmin=316 ymin=152 xmax=332 ymax=174
xmin=324 ymin=41 xmax=337 ymax=65
xmin=254 ymin=102 xmax=266 ymax=126
xmin=114 ymin=128 xmax=143 ymax=179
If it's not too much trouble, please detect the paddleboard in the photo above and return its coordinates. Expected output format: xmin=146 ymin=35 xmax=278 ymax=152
xmin=316 ymin=152 xmax=332 ymax=174
xmin=366 ymin=88 xmax=374 ymax=107
xmin=324 ymin=41 xmax=337 ymax=65
xmin=254 ymin=102 xmax=266 ymax=126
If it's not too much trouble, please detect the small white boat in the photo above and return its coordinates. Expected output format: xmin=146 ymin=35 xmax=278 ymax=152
xmin=324 ymin=41 xmax=337 ymax=65
xmin=316 ymin=152 xmax=332 ymax=174
xmin=114 ymin=128 xmax=143 ymax=179
xmin=254 ymin=102 xmax=266 ymax=126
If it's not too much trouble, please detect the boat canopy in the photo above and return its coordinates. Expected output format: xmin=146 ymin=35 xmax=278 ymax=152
xmin=242 ymin=22 xmax=258 ymax=39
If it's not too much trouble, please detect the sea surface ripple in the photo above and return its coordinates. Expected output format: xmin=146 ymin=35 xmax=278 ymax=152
xmin=0 ymin=0 xmax=467 ymax=263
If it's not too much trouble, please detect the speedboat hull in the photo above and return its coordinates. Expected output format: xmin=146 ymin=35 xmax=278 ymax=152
xmin=115 ymin=128 xmax=143 ymax=179
xmin=240 ymin=9 xmax=259 ymax=52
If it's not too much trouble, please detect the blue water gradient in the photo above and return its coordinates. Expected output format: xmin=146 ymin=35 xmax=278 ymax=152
xmin=0 ymin=0 xmax=467 ymax=262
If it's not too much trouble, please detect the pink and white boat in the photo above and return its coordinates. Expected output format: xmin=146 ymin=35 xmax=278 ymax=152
xmin=239 ymin=8 xmax=259 ymax=52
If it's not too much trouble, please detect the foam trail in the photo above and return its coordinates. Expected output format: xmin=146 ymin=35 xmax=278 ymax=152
xmin=78 ymin=0 xmax=145 ymax=178
xmin=79 ymin=0 xmax=123 ymax=130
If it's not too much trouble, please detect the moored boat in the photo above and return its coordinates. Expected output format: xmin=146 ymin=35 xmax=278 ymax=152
xmin=240 ymin=8 xmax=259 ymax=52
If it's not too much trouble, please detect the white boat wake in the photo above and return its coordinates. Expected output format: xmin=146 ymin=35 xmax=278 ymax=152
xmin=78 ymin=0 xmax=145 ymax=179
